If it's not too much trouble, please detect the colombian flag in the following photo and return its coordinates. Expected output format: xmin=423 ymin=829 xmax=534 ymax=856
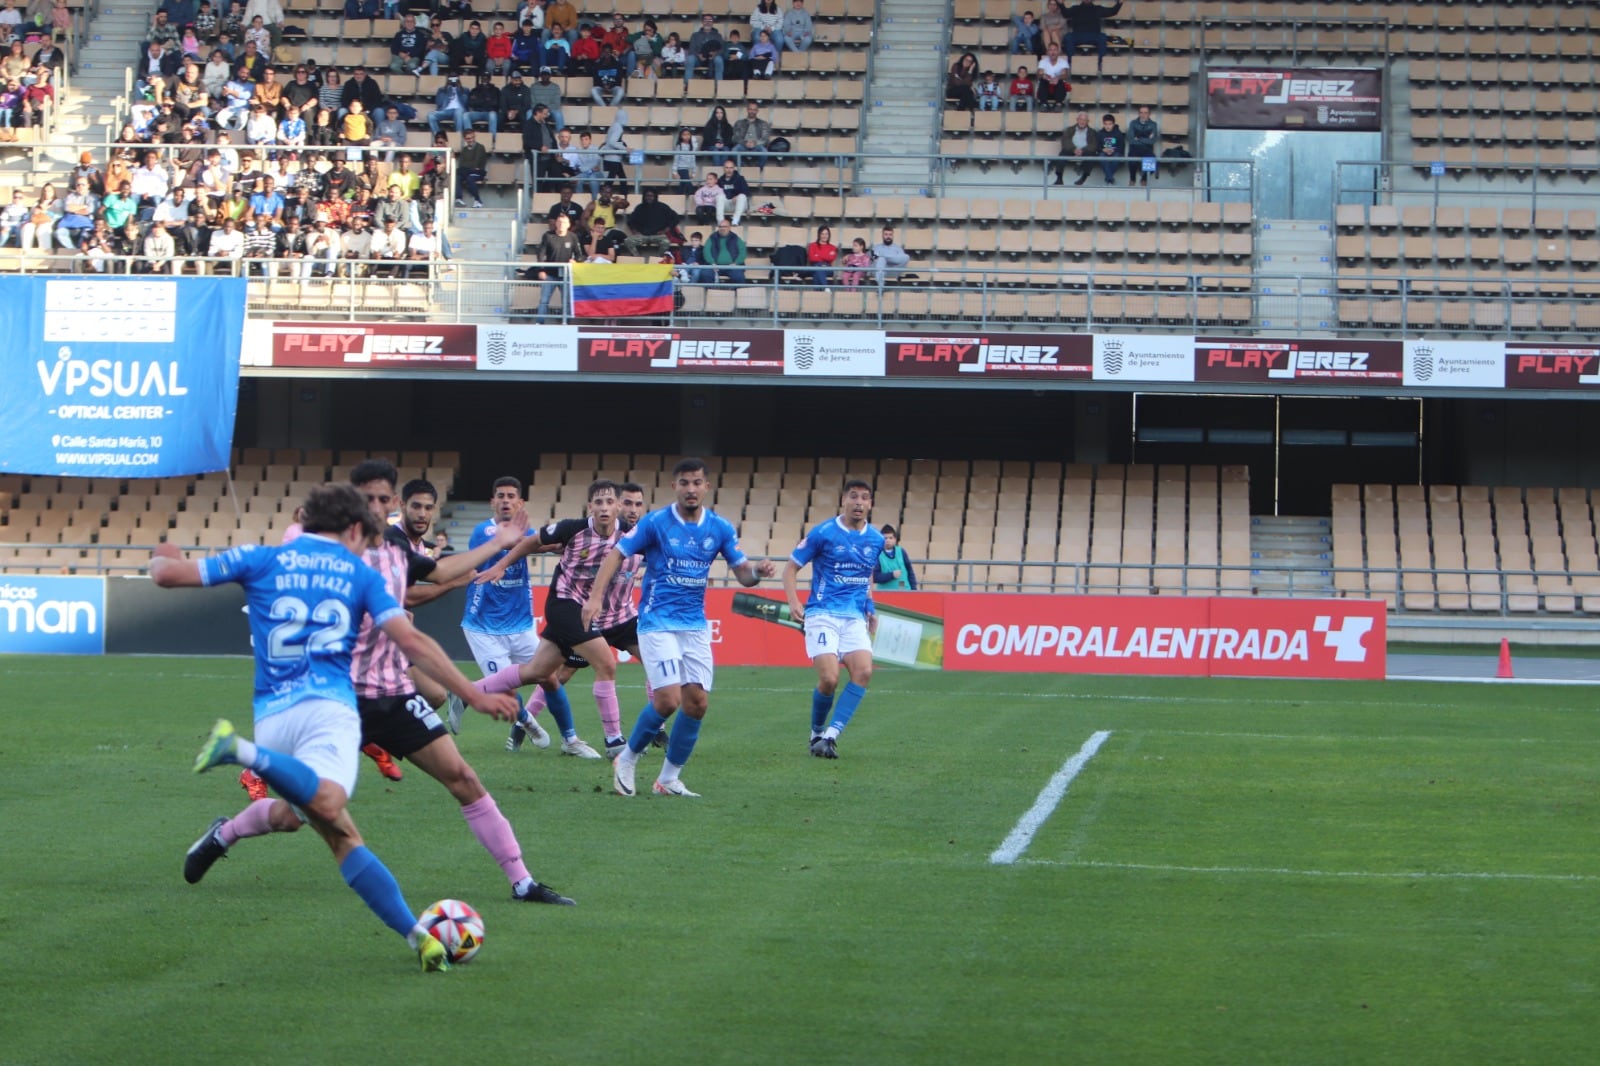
xmin=570 ymin=263 xmax=675 ymax=318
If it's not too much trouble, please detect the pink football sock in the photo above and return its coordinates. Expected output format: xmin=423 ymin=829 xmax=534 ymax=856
xmin=219 ymin=798 xmax=278 ymax=846
xmin=593 ymin=679 xmax=621 ymax=738
xmin=461 ymin=794 xmax=530 ymax=885
xmin=526 ymin=685 xmax=547 ymax=717
xmin=475 ymin=663 xmax=526 ymax=695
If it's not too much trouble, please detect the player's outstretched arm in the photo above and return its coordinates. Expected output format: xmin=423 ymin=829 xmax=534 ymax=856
xmin=149 ymin=542 xmax=205 ymax=588
xmin=782 ymin=559 xmax=805 ymax=622
xmin=580 ymin=547 xmax=626 ymax=629
xmin=733 ymin=558 xmax=778 ymax=587
xmin=430 ymin=508 xmax=530 ymax=586
xmin=380 ymin=616 xmax=519 ymax=721
xmin=471 ymin=523 xmax=556 ymax=585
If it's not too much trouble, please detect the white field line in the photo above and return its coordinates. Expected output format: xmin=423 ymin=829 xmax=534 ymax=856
xmin=1021 ymin=858 xmax=1600 ymax=883
xmin=989 ymin=730 xmax=1112 ymax=866
xmin=1388 ymin=674 xmax=1600 ymax=686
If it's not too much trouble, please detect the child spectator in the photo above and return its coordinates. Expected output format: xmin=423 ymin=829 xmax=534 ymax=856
xmin=840 ymin=237 xmax=870 ymax=288
xmin=976 ymin=70 xmax=1002 ymax=111
xmin=1008 ymin=66 xmax=1034 ymax=111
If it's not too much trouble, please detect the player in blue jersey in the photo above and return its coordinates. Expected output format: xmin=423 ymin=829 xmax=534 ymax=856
xmin=782 ymin=479 xmax=885 ymax=760
xmin=460 ymin=475 xmax=577 ymax=752
xmin=583 ymin=457 xmax=777 ymax=798
xmin=152 ymin=483 xmax=520 ymax=972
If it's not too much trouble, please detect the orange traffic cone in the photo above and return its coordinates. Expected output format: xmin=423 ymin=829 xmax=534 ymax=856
xmin=1496 ymin=638 xmax=1514 ymax=679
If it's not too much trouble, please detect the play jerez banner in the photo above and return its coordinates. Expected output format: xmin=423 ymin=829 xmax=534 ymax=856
xmin=0 ymin=277 xmax=246 ymax=478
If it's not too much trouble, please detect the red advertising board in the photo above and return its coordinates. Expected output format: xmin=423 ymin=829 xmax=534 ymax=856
xmin=1206 ymin=68 xmax=1383 ymax=132
xmin=943 ymin=594 xmax=1386 ymax=679
xmin=884 ymin=332 xmax=1093 ymax=378
xmin=1194 ymin=337 xmax=1402 ymax=385
xmin=1501 ymin=344 xmax=1600 ymax=390
xmin=576 ymin=328 xmax=785 ymax=375
xmin=270 ymin=322 xmax=477 ymax=369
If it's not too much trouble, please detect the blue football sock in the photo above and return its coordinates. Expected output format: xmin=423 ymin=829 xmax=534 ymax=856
xmin=629 ymin=705 xmax=666 ymax=754
xmin=340 ymin=845 xmax=416 ymax=939
xmin=249 ymin=747 xmax=320 ymax=808
xmin=545 ymin=684 xmax=576 ymax=740
xmin=829 ymin=682 xmax=868 ymax=736
xmin=665 ymin=712 xmax=703 ymax=767
xmin=810 ymin=688 xmax=836 ymax=734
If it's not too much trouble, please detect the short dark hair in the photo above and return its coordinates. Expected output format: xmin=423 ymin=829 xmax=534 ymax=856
xmin=587 ymin=478 xmax=619 ymax=500
xmin=492 ymin=476 xmax=523 ymax=494
xmin=671 ymin=457 xmax=708 ymax=479
xmin=401 ymin=478 xmax=437 ymax=502
xmin=842 ymin=478 xmax=873 ymax=498
xmin=301 ymin=483 xmax=381 ymax=539
xmin=349 ymin=458 xmax=398 ymax=488
xmin=618 ymin=481 xmax=645 ymax=496
xmin=880 ymin=523 xmax=898 ymax=536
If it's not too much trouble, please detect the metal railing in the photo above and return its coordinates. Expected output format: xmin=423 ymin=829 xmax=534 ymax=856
xmin=10 ymin=543 xmax=1597 ymax=617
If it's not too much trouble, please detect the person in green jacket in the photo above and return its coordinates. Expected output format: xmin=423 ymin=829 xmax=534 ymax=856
xmin=874 ymin=524 xmax=917 ymax=590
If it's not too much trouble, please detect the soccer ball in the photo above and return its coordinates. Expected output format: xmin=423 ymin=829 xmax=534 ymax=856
xmin=418 ymin=899 xmax=484 ymax=964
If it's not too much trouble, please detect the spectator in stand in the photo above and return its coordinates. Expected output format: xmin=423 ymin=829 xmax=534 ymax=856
xmin=1 ymin=75 xmax=26 ymax=132
xmin=451 ymin=19 xmax=486 ymax=74
xmin=172 ymin=66 xmax=210 ymax=121
xmin=390 ymin=14 xmax=429 ymax=75
xmin=242 ymin=213 xmax=277 ymax=274
xmin=465 ymin=72 xmax=502 ymax=146
xmin=275 ymin=214 xmax=312 ymax=277
xmin=875 ymin=525 xmax=917 ymax=590
xmin=180 ymin=26 xmax=204 ymax=62
xmin=408 ymin=178 xmax=441 ymax=234
xmin=55 ymin=176 xmax=97 ymax=249
xmin=243 ymin=14 xmax=271 ymax=57
xmin=1064 ymin=0 xmax=1121 ymax=72
xmin=622 ymin=187 xmax=680 ymax=257
xmin=233 ymin=39 xmax=267 ymax=83
xmin=485 ymin=21 xmax=514 ymax=76
xmin=1035 ymin=42 xmax=1070 ymax=111
xmin=407 ymin=219 xmax=444 ymax=278
xmin=750 ymin=1 xmax=783 ymax=51
xmin=659 ymin=32 xmax=685 ymax=78
xmin=705 ymin=218 xmax=745 ymax=283
xmin=730 ymin=100 xmax=771 ymax=172
xmin=148 ymin=9 xmax=180 ymax=50
xmin=2 ymin=40 xmax=28 ymax=84
xmin=308 ymin=217 xmax=340 ymax=273
xmin=685 ymin=13 xmax=724 ymax=85
xmin=372 ymin=215 xmax=408 ymax=273
xmin=1095 ymin=111 xmax=1124 ymax=183
xmin=500 ymin=69 xmax=531 ymax=131
xmin=806 ymin=224 xmax=837 ymax=288
xmin=528 ymin=64 xmax=563 ymax=130
xmin=193 ymin=0 xmax=218 ymax=37
xmin=521 ymin=101 xmax=560 ymax=189
xmin=702 ymin=104 xmax=733 ymax=165
xmin=386 ymin=155 xmax=419 ymax=197
xmin=600 ymin=109 xmax=630 ymax=182
xmin=245 ymin=100 xmax=276 ymax=144
xmin=101 ymin=180 xmax=139 ymax=232
xmin=137 ymin=41 xmax=182 ymax=105
xmin=568 ymin=22 xmax=601 ymax=75
xmin=0 ymin=189 xmax=28 ymax=246
xmin=83 ymin=222 xmax=121 ymax=274
xmin=603 ymin=12 xmax=633 ymax=69
xmin=215 ymin=74 xmax=253 ymax=128
xmin=870 ymin=225 xmax=911 ymax=287
xmin=715 ymin=158 xmax=749 ymax=226
xmin=428 ymin=73 xmax=469 ymax=134
xmin=1039 ymin=0 xmax=1066 ymax=52
xmin=629 ymin=19 xmax=664 ymax=75
xmin=591 ymin=43 xmax=625 ymax=105
xmin=203 ymin=48 xmax=232 ymax=96
xmin=1052 ymin=109 xmax=1099 ymax=185
xmin=282 ymin=66 xmax=318 ymax=120
xmin=782 ymin=0 xmax=814 ymax=53
xmin=371 ymin=103 xmax=406 ymax=158
xmin=1008 ymin=66 xmax=1034 ymax=111
xmin=18 ymin=182 xmax=61 ymax=252
xmin=208 ymin=214 xmax=244 ymax=269
xmin=1127 ymin=104 xmax=1158 ymax=184
xmin=422 ymin=26 xmax=453 ymax=76
xmin=749 ymin=30 xmax=778 ymax=78
xmin=245 ymin=0 xmax=284 ymax=40
xmin=946 ymin=51 xmax=978 ymax=112
xmin=344 ymin=0 xmax=377 ymax=19
xmin=1011 ymin=10 xmax=1042 ymax=56
xmin=562 ymin=130 xmax=601 ymax=198
xmin=721 ymin=30 xmax=749 ymax=82
xmin=839 ymin=236 xmax=870 ymax=288
xmin=543 ymin=0 xmax=577 ymax=43
xmin=976 ymin=70 xmax=1002 ymax=111
xmin=691 ymin=169 xmax=723 ymax=225
xmin=341 ymin=99 xmax=372 ymax=146
xmin=540 ymin=23 xmax=570 ymax=71
xmin=678 ymin=229 xmax=712 ymax=282
xmin=341 ymin=67 xmax=384 ymax=118
xmin=341 ymin=215 xmax=373 ymax=274
xmin=510 ymin=19 xmax=541 ymax=74
xmin=455 ymin=125 xmax=488 ymax=207
xmin=515 ymin=0 xmax=544 ymax=31
xmin=671 ymin=127 xmax=698 ymax=195
xmin=144 ymin=219 xmax=177 ymax=273
xmin=530 ymin=211 xmax=580 ymax=322
xmin=220 ymin=0 xmax=245 ymax=40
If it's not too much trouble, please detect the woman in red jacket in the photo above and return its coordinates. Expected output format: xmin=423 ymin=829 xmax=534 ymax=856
xmin=807 ymin=224 xmax=838 ymax=288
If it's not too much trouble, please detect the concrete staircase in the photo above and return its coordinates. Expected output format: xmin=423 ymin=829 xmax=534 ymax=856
xmin=1249 ymin=514 xmax=1334 ymax=597
xmin=855 ymin=0 xmax=945 ymax=193
xmin=1253 ymin=218 xmax=1335 ymax=334
xmin=56 ymin=3 xmax=149 ymax=141
xmin=440 ymin=199 xmax=519 ymax=320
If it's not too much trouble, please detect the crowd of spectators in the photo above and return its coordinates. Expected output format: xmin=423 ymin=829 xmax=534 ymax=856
xmin=0 ymin=0 xmax=68 ymax=134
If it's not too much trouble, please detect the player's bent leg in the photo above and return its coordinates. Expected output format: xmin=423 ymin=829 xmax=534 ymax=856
xmin=810 ymin=653 xmax=841 ymax=751
xmin=408 ymin=735 xmax=488 ymax=805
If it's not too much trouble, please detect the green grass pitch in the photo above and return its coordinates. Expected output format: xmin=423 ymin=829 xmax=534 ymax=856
xmin=3 ymin=655 xmax=1598 ymax=1065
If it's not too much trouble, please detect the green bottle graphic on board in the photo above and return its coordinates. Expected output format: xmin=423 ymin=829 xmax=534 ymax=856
xmin=731 ymin=592 xmax=944 ymax=670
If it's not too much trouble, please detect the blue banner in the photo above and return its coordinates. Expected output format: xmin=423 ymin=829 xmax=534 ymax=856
xmin=0 ymin=277 xmax=246 ymax=478
xmin=0 ymin=575 xmax=106 ymax=655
